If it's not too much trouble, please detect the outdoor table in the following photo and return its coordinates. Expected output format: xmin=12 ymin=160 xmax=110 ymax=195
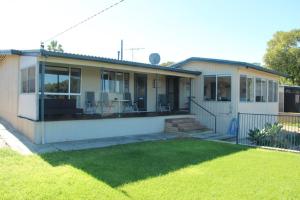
xmin=112 ymin=99 xmax=130 ymax=116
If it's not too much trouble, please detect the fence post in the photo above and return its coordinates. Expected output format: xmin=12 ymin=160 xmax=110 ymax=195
xmin=236 ymin=112 xmax=240 ymax=144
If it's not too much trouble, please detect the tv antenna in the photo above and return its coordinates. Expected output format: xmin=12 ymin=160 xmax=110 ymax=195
xmin=126 ymin=48 xmax=145 ymax=61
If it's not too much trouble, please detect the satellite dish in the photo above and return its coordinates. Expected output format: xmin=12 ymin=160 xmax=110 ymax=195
xmin=149 ymin=53 xmax=161 ymax=65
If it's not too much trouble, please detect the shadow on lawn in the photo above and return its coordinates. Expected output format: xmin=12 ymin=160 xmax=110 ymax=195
xmin=41 ymin=139 xmax=249 ymax=187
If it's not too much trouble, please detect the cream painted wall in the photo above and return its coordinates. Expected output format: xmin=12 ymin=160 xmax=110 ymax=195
xmin=39 ymin=114 xmax=194 ymax=143
xmin=182 ymin=61 xmax=238 ymax=133
xmin=0 ymin=55 xmax=37 ymax=142
xmin=181 ymin=61 xmax=281 ymax=133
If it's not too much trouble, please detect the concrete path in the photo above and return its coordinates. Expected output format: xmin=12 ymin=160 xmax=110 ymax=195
xmin=0 ymin=118 xmax=180 ymax=155
xmin=0 ymin=118 xmax=233 ymax=155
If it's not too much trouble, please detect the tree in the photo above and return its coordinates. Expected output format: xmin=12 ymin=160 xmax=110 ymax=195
xmin=160 ymin=61 xmax=175 ymax=66
xmin=47 ymin=40 xmax=64 ymax=52
xmin=264 ymin=29 xmax=300 ymax=85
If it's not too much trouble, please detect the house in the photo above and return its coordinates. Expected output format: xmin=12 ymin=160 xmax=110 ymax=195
xmin=279 ymin=85 xmax=300 ymax=113
xmin=0 ymin=49 xmax=286 ymax=144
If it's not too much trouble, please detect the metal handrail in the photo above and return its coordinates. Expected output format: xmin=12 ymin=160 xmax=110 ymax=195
xmin=190 ymin=98 xmax=217 ymax=133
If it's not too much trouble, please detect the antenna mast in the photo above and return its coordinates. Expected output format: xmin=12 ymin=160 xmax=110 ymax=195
xmin=126 ymin=48 xmax=145 ymax=61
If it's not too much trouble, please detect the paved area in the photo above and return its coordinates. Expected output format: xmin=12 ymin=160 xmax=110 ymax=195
xmin=0 ymin=118 xmax=233 ymax=155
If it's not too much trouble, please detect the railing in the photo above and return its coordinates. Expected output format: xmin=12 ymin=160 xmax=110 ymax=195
xmin=190 ymin=98 xmax=217 ymax=133
xmin=237 ymin=112 xmax=300 ymax=151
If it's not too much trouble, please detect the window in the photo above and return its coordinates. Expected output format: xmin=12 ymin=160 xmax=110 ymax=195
xmin=217 ymin=76 xmax=231 ymax=101
xmin=43 ymin=66 xmax=81 ymax=94
xmin=21 ymin=67 xmax=35 ymax=93
xmin=70 ymin=68 xmax=81 ymax=93
xmin=115 ymin=72 xmax=124 ymax=93
xmin=256 ymin=78 xmax=267 ymax=102
xmin=101 ymin=71 xmax=129 ymax=93
xmin=240 ymin=75 xmax=254 ymax=102
xmin=204 ymin=75 xmax=231 ymax=101
xmin=268 ymin=80 xmax=278 ymax=102
xmin=204 ymin=76 xmax=216 ymax=101
xmin=45 ymin=66 xmax=69 ymax=93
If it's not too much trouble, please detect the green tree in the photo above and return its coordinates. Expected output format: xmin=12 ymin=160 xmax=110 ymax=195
xmin=160 ymin=61 xmax=175 ymax=66
xmin=264 ymin=29 xmax=300 ymax=85
xmin=47 ymin=40 xmax=64 ymax=52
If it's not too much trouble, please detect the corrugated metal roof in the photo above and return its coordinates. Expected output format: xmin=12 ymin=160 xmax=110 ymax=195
xmin=0 ymin=49 xmax=201 ymax=76
xmin=169 ymin=57 xmax=288 ymax=77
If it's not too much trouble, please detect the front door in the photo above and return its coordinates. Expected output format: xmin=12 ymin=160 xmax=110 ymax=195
xmin=166 ymin=76 xmax=179 ymax=111
xmin=134 ymin=74 xmax=147 ymax=111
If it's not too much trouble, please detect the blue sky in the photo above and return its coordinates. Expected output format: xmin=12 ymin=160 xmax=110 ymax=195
xmin=1 ymin=0 xmax=299 ymax=64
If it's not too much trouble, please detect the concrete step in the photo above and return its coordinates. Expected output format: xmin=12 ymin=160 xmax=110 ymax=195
xmin=165 ymin=117 xmax=207 ymax=133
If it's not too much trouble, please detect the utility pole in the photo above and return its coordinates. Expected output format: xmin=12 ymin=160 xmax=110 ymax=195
xmin=126 ymin=48 xmax=145 ymax=61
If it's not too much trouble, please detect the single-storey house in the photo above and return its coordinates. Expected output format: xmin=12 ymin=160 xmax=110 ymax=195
xmin=0 ymin=49 xmax=286 ymax=144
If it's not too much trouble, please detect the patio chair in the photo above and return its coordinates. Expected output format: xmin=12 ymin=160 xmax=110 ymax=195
xmin=123 ymin=92 xmax=138 ymax=112
xmin=101 ymin=92 xmax=113 ymax=113
xmin=85 ymin=91 xmax=96 ymax=114
xmin=158 ymin=94 xmax=171 ymax=112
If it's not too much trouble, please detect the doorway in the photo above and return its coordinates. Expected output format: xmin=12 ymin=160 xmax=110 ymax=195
xmin=166 ymin=76 xmax=179 ymax=111
xmin=134 ymin=74 xmax=147 ymax=111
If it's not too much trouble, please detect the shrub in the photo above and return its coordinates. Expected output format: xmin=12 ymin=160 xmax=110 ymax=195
xmin=248 ymin=123 xmax=284 ymax=146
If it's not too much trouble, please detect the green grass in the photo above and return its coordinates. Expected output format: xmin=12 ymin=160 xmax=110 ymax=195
xmin=1 ymin=139 xmax=300 ymax=200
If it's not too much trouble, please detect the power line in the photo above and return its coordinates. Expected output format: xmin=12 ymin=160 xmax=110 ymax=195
xmin=43 ymin=0 xmax=125 ymax=44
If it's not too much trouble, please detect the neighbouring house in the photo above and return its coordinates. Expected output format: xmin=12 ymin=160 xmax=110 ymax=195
xmin=279 ymin=85 xmax=300 ymax=113
xmin=0 ymin=49 xmax=286 ymax=144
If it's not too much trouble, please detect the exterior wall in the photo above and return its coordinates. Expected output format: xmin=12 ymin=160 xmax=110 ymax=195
xmin=237 ymin=68 xmax=280 ymax=115
xmin=37 ymin=114 xmax=194 ymax=143
xmin=181 ymin=61 xmax=239 ymax=133
xmin=0 ymin=55 xmax=37 ymax=142
xmin=181 ymin=61 xmax=280 ymax=134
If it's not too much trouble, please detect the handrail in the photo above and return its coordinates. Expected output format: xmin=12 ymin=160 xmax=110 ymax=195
xmin=190 ymin=98 xmax=217 ymax=133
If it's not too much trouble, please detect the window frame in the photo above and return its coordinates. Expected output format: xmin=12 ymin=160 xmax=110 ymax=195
xmin=240 ymin=75 xmax=255 ymax=103
xmin=21 ymin=66 xmax=36 ymax=94
xmin=255 ymin=77 xmax=268 ymax=103
xmin=41 ymin=65 xmax=82 ymax=99
xmin=240 ymin=74 xmax=279 ymax=103
xmin=101 ymin=70 xmax=129 ymax=94
xmin=203 ymin=74 xmax=232 ymax=102
xmin=268 ymin=80 xmax=278 ymax=102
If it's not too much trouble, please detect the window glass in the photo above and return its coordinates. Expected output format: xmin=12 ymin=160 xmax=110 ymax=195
xmin=70 ymin=68 xmax=81 ymax=93
xmin=240 ymin=76 xmax=247 ymax=101
xmin=274 ymin=82 xmax=278 ymax=102
xmin=28 ymin=67 xmax=35 ymax=93
xmin=102 ymin=72 xmax=110 ymax=92
xmin=217 ymin=76 xmax=231 ymax=101
xmin=115 ymin=72 xmax=124 ymax=93
xmin=109 ymin=72 xmax=115 ymax=92
xmin=45 ymin=66 xmax=69 ymax=93
xmin=262 ymin=79 xmax=267 ymax=102
xmin=21 ymin=68 xmax=29 ymax=93
xmin=247 ymin=77 xmax=254 ymax=102
xmin=268 ymin=80 xmax=278 ymax=102
xmin=102 ymin=71 xmax=128 ymax=93
xmin=268 ymin=80 xmax=274 ymax=102
xmin=204 ymin=76 xmax=216 ymax=101
xmin=256 ymin=78 xmax=267 ymax=102
xmin=21 ymin=67 xmax=35 ymax=93
xmin=124 ymin=73 xmax=130 ymax=93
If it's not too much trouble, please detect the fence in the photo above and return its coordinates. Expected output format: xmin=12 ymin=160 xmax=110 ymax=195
xmin=237 ymin=113 xmax=300 ymax=151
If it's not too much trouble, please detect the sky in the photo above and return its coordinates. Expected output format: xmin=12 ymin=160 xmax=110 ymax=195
xmin=0 ymin=0 xmax=299 ymax=64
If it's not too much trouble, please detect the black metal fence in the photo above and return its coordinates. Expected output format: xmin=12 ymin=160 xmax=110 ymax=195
xmin=237 ymin=113 xmax=300 ymax=151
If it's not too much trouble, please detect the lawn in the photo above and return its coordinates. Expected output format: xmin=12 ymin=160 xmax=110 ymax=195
xmin=0 ymin=139 xmax=300 ymax=200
